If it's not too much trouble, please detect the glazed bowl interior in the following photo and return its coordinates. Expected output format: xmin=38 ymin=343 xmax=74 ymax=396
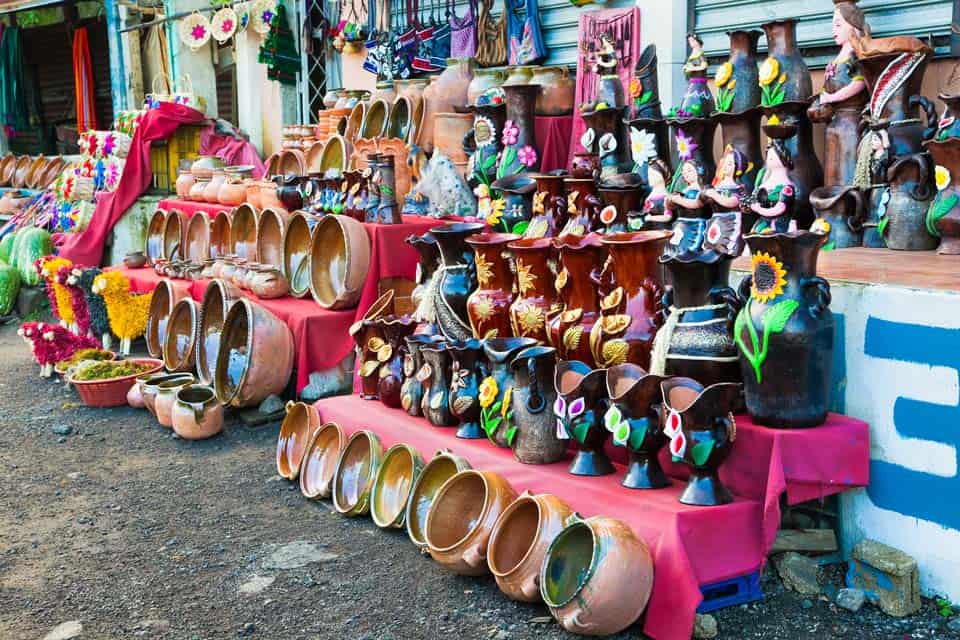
xmin=300 ymin=423 xmax=344 ymax=498
xmin=210 ymin=212 xmax=232 ymax=258
xmin=163 ymin=212 xmax=184 ymax=261
xmin=257 ymin=208 xmax=285 ymax=269
xmin=146 ymin=210 xmax=166 ymax=263
xmin=276 ymin=403 xmax=314 ymax=479
xmin=177 ymin=384 xmax=215 ymax=404
xmin=283 ymin=213 xmax=313 ymax=297
xmin=360 ymin=99 xmax=388 ymax=139
xmin=371 ymin=446 xmax=416 ymax=527
xmin=489 ymin=498 xmax=539 ymax=575
xmin=278 ymin=150 xmax=304 ymax=177
xmin=197 ymin=282 xmax=232 ymax=385
xmin=407 ymin=457 xmax=459 ymax=546
xmin=387 ymin=97 xmax=410 ymax=140
xmin=305 ymin=141 xmax=325 ymax=174
xmin=345 ymin=103 xmax=365 ymax=142
xmin=215 ymin=301 xmax=251 ymax=404
xmin=319 ymin=136 xmax=346 ymax=175
xmin=309 ymin=217 xmax=347 ymax=307
xmin=164 ymin=299 xmax=198 ymax=370
xmin=668 ymin=385 xmax=699 ymax=412
xmin=231 ymin=205 xmax=258 ymax=261
xmin=185 ymin=214 xmax=210 ymax=264
xmin=333 ymin=432 xmax=375 ymax=511
xmin=426 ymin=472 xmax=487 ymax=551
xmin=541 ymin=522 xmax=594 ymax=607
xmin=146 ymin=282 xmax=175 ymax=358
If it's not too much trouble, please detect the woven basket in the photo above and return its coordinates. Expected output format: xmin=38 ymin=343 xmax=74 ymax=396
xmin=68 ymin=358 xmax=164 ymax=408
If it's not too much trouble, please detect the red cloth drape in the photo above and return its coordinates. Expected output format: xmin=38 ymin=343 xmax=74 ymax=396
xmin=72 ymin=27 xmax=98 ymax=132
xmin=54 ymin=103 xmax=206 ymax=266
xmin=534 ymin=115 xmax=573 ymax=172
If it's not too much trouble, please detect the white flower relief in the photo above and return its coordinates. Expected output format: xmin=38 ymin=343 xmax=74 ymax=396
xmin=580 ymin=128 xmax=596 ymax=152
xmin=630 ymin=127 xmax=658 ymax=167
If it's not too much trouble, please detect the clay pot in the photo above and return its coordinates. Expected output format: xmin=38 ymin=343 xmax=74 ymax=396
xmin=509 ymin=346 xmax=565 ymax=464
xmin=332 ymin=430 xmax=384 ymax=517
xmin=176 ymin=170 xmax=196 ymax=199
xmin=465 ymin=233 xmax=519 ymax=340
xmin=531 ymin=66 xmax=575 ymax=116
xmin=548 ymin=234 xmax=606 ymax=365
xmin=203 ymin=170 xmax=226 ymax=204
xmin=171 ymin=385 xmax=224 ymax=440
xmin=419 ymin=339 xmax=458 ymax=426
xmin=248 ymin=266 xmax=289 ymax=299
xmin=299 ymin=422 xmax=346 ymax=499
xmin=344 ymin=103 xmax=365 ymax=143
xmin=245 ymin=180 xmax=263 ymax=209
xmin=146 ymin=279 xmax=190 ymax=358
xmin=154 ymin=376 xmax=196 ymax=428
xmin=468 ymin=68 xmax=505 ymax=106
xmin=426 ymin=470 xmax=518 ymax=575
xmin=127 ymin=381 xmax=145 ymax=408
xmin=184 ymin=213 xmax=211 ymax=264
xmin=230 ymin=203 xmax=259 ymax=261
xmin=554 ymin=360 xmax=612 ymax=476
xmin=209 ymin=211 xmax=231 ymax=258
xmin=162 ymin=209 xmax=187 ymax=261
xmin=378 ymin=138 xmax=413 ymax=204
xmin=191 ymin=156 xmax=224 ymax=179
xmin=282 ymin=211 xmax=319 ymax=297
xmin=309 ymin=214 xmax=371 ymax=310
xmin=488 ymin=492 xmax=574 ymax=602
xmin=506 ymin=238 xmax=558 ymax=344
xmin=447 ymin=338 xmax=487 ymax=440
xmin=215 ymin=299 xmax=295 ymax=407
xmin=218 ymin=176 xmax=247 ymax=206
xmin=11 ymin=156 xmax=30 ymax=188
xmin=196 ymin=279 xmax=241 ymax=386
xmin=540 ymin=516 xmax=654 ymax=635
xmin=123 ymin=251 xmax=148 ymax=269
xmin=256 ymin=207 xmax=288 ymax=269
xmin=0 ymin=154 xmax=15 ymax=186
xmin=276 ymin=401 xmax=322 ymax=480
xmin=421 ymin=59 xmax=474 ymax=153
xmin=188 ymin=178 xmax=208 ymax=202
xmin=386 ymin=96 xmax=412 ymax=141
xmin=504 ymin=66 xmax=534 ymax=85
xmin=24 ymin=155 xmax=45 ymax=189
xmin=375 ymin=315 xmax=418 ymax=409
xmin=317 ymin=135 xmax=351 ymax=177
xmin=809 ymin=185 xmax=866 ymax=249
xmin=370 ymin=444 xmax=424 ymax=529
xmin=139 ymin=372 xmax=193 ymax=417
xmin=163 ymin=298 xmax=200 ymax=373
xmin=433 ymin=112 xmax=474 ymax=165
xmin=401 ymin=335 xmax=435 ymax=416
xmin=405 ymin=451 xmax=472 ymax=549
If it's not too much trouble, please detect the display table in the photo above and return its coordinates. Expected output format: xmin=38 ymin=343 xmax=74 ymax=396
xmin=158 ymin=198 xmax=231 ymax=219
xmin=314 ymin=395 xmax=869 ymax=640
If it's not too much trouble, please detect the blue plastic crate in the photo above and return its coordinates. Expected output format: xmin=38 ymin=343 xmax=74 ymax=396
xmin=698 ymin=571 xmax=764 ymax=613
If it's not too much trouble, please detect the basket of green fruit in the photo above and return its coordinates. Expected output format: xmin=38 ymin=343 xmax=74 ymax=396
xmin=67 ymin=358 xmax=164 ymax=407
xmin=55 ymin=348 xmax=116 ymax=376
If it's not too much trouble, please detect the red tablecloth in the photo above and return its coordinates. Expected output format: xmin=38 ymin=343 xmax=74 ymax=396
xmin=533 ymin=115 xmax=573 ymax=173
xmin=115 ymin=215 xmax=441 ymax=391
xmin=158 ymin=198 xmax=231 ymax=219
xmin=314 ymin=395 xmax=869 ymax=640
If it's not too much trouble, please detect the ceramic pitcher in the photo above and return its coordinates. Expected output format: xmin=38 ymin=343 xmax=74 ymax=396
xmin=553 ymin=360 xmax=611 ymax=476
xmin=420 ymin=340 xmax=458 ymax=427
xmin=509 ymin=346 xmax=564 ymax=465
xmin=449 ymin=339 xmax=488 ymax=439
xmin=431 ymin=222 xmax=485 ymax=341
xmin=480 ymin=337 xmax=538 ymax=448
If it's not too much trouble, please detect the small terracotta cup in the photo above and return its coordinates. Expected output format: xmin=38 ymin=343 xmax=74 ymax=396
xmin=332 ymin=430 xmax=383 ymax=517
xmin=370 ymin=444 xmax=424 ymax=529
xmin=299 ymin=422 xmax=346 ymax=500
xmin=139 ymin=372 xmax=194 ymax=417
xmin=276 ymin=401 xmax=322 ymax=480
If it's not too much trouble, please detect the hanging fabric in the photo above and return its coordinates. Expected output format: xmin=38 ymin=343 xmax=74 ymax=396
xmin=258 ymin=2 xmax=301 ymax=85
xmin=474 ymin=0 xmax=506 ymax=67
xmin=0 ymin=27 xmax=29 ymax=137
xmin=506 ymin=0 xmax=545 ymax=65
xmin=73 ymin=27 xmax=99 ymax=132
xmin=449 ymin=0 xmax=477 ymax=59
xmin=143 ymin=24 xmax=172 ymax=98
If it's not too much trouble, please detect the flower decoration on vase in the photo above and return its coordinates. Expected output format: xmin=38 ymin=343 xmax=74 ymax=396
xmin=924 ymin=139 xmax=960 ymax=253
xmin=479 ymin=375 xmax=517 ymax=445
xmin=498 ymin=84 xmax=542 ymax=176
xmin=626 ymin=45 xmax=670 ymax=174
xmin=630 ymin=127 xmax=658 ymax=175
xmin=714 ymin=30 xmax=763 ymax=191
xmin=604 ymin=364 xmax=669 ymax=489
xmin=468 ymin=88 xmax=508 ymax=189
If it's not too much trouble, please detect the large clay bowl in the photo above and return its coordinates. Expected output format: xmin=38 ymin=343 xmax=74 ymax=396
xmin=145 ymin=279 xmax=190 ymax=358
xmin=305 ymin=140 xmax=325 ymax=175
xmin=256 ymin=207 xmax=288 ymax=269
xmin=278 ymin=149 xmax=306 ymax=177
xmin=344 ymin=103 xmax=365 ymax=143
xmin=214 ymin=299 xmax=295 ymax=407
xmin=332 ymin=430 xmax=384 ymax=517
xmin=145 ymin=209 xmax=167 ymax=265
xmin=163 ymin=298 xmax=200 ymax=372
xmin=196 ymin=278 xmax=241 ymax=386
xmin=359 ymin=99 xmax=389 ymax=140
xmin=282 ymin=211 xmax=319 ymax=298
xmin=309 ymin=214 xmax=371 ymax=310
xmin=184 ymin=213 xmax=211 ymax=264
xmin=0 ymin=154 xmax=15 ymax=186
xmin=317 ymin=135 xmax=350 ymax=177
xmin=370 ymin=444 xmax=424 ymax=529
xmin=11 ymin=156 xmax=30 ymax=188
xmin=264 ymin=152 xmax=282 ymax=177
xmin=230 ymin=203 xmax=259 ymax=261
xmin=299 ymin=422 xmax=346 ymax=499
xmin=276 ymin=401 xmax=322 ymax=480
xmin=209 ymin=210 xmax=232 ymax=258
xmin=24 ymin=155 xmax=46 ymax=189
xmin=162 ymin=209 xmax=188 ymax=261
xmin=386 ymin=96 xmax=412 ymax=141
xmin=405 ymin=451 xmax=471 ymax=550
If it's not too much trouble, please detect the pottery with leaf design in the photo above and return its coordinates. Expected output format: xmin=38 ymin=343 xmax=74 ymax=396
xmin=604 ymin=364 xmax=668 ymax=489
xmin=481 ymin=337 xmax=538 ymax=448
xmin=420 ymin=340 xmax=458 ymax=427
xmin=431 ymin=222 xmax=486 ymax=342
xmin=553 ymin=360 xmax=611 ymax=476
xmin=547 ymin=234 xmax=606 ymax=366
xmin=509 ymin=346 xmax=565 ymax=465
xmin=375 ymin=315 xmax=418 ymax=409
xmin=465 ymin=233 xmax=519 ymax=340
xmin=401 ymin=335 xmax=440 ymax=416
xmin=527 ymin=172 xmax=568 ymax=238
xmin=506 ymin=238 xmax=558 ymax=344
xmin=449 ymin=339 xmax=489 ymax=440
xmin=925 ymin=138 xmax=960 ymax=253
xmin=560 ymin=178 xmax=602 ymax=235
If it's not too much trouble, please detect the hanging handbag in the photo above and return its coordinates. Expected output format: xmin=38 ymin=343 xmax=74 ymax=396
xmin=506 ymin=0 xmax=546 ymax=65
xmin=475 ymin=0 xmax=506 ymax=67
xmin=429 ymin=0 xmax=452 ymax=65
xmin=449 ymin=0 xmax=477 ymax=59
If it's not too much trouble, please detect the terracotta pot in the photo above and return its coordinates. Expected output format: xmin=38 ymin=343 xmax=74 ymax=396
xmin=405 ymin=451 xmax=471 ymax=549
xmin=332 ymin=430 xmax=384 ymax=516
xmin=282 ymin=211 xmax=319 ymax=297
xmin=421 ymin=58 xmax=474 ymax=153
xmin=547 ymin=234 xmax=606 ymax=365
xmin=299 ymin=422 xmax=346 ymax=499
xmin=163 ymin=298 xmax=200 ymax=373
xmin=162 ymin=209 xmax=188 ymax=261
xmin=196 ymin=279 xmax=241 ymax=386
xmin=370 ymin=443 xmax=424 ymax=529
xmin=188 ymin=178 xmax=208 ymax=202
xmin=426 ymin=469 xmax=518 ymax=575
xmin=433 ymin=112 xmax=474 ymax=165
xmin=309 ymin=214 xmax=371 ymax=310
xmin=255 ymin=207 xmax=288 ymax=269
xmin=531 ymin=66 xmax=575 ymax=116
xmin=540 ymin=516 xmax=654 ymax=635
xmin=139 ymin=372 xmax=193 ymax=417
xmin=344 ymin=103 xmax=365 ymax=143
xmin=184 ymin=213 xmax=211 ymax=264
xmin=146 ymin=279 xmax=190 ymax=358
xmin=127 ymin=381 xmax=145 ymax=408
xmin=146 ymin=209 xmax=167 ymax=265
xmin=171 ymin=385 xmax=224 ymax=440
xmin=359 ymin=99 xmax=389 ymax=141
xmin=176 ymin=170 xmax=196 ymax=199
xmin=465 ymin=233 xmax=519 ymax=340
xmin=504 ymin=66 xmax=534 ymax=85
xmin=276 ymin=401 xmax=322 ymax=480
xmin=230 ymin=203 xmax=259 ymax=261
xmin=154 ymin=376 xmax=196 ymax=428
xmin=245 ymin=180 xmax=263 ymax=209
xmin=488 ymin=492 xmax=574 ymax=602
xmin=386 ymin=96 xmax=412 ymax=141
xmin=203 ymin=170 xmax=226 ymax=204
xmin=248 ymin=265 xmax=290 ymax=299
xmin=318 ymin=135 xmax=351 ymax=177
xmin=218 ymin=176 xmax=247 ymax=206
xmin=214 ymin=299 xmax=295 ymax=407
xmin=506 ymin=238 xmax=558 ymax=344
xmin=510 ymin=346 xmax=565 ymax=464
xmin=24 ymin=155 xmax=45 ymax=189
xmin=375 ymin=315 xmax=418 ymax=409
xmin=468 ymin=68 xmax=505 ymax=106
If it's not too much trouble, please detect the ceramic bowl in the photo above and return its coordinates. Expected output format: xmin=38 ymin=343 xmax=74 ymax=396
xmin=344 ymin=103 xmax=365 ymax=143
xmin=145 ymin=279 xmax=190 ymax=358
xmin=196 ymin=278 xmax=241 ymax=386
xmin=386 ymin=96 xmax=411 ymax=141
xmin=145 ymin=209 xmax=168 ymax=265
xmin=24 ymin=155 xmax=46 ymax=189
xmin=162 ymin=209 xmax=188 ymax=262
xmin=210 ymin=210 xmax=232 ymax=258
xmin=278 ymin=149 xmax=305 ymax=177
xmin=370 ymin=444 xmax=424 ymax=529
xmin=359 ymin=99 xmax=389 ymax=140
xmin=282 ymin=211 xmax=318 ymax=298
xmin=404 ymin=451 xmax=471 ymax=549
xmin=256 ymin=207 xmax=288 ymax=269
xmin=163 ymin=298 xmax=200 ymax=373
xmin=230 ymin=203 xmax=259 ymax=261
xmin=184 ymin=213 xmax=211 ymax=264
xmin=332 ymin=430 xmax=384 ymax=517
xmin=12 ymin=156 xmax=30 ymax=188
xmin=299 ymin=422 xmax=346 ymax=499
xmin=308 ymin=214 xmax=371 ymax=310
xmin=123 ymin=251 xmax=148 ymax=269
xmin=276 ymin=401 xmax=322 ymax=480
xmin=304 ymin=140 xmax=324 ymax=175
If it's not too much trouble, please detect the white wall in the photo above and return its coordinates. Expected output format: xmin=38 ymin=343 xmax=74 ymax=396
xmin=638 ymin=0 xmax=688 ymax=112
xmin=167 ymin=0 xmax=218 ymax=117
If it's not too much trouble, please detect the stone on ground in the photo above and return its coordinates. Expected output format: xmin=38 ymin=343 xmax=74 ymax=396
xmin=42 ymin=621 xmax=83 ymax=640
xmin=258 ymin=394 xmax=284 ymax=415
xmin=239 ymin=575 xmax=276 ymax=595
xmin=262 ymin=540 xmax=338 ymax=570
xmin=776 ymin=552 xmax=821 ymax=595
xmin=693 ymin=613 xmax=718 ymax=638
xmin=847 ymin=539 xmax=920 ymax=617
xmin=835 ymin=587 xmax=866 ymax=612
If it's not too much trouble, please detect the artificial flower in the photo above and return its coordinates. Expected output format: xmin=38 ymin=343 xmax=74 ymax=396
xmin=517 ymin=145 xmax=538 ymax=168
xmin=715 ymin=62 xmax=733 ymax=87
xmin=580 ymin=127 xmax=596 ymax=152
xmin=759 ymin=57 xmax=780 ymax=86
xmin=750 ymin=251 xmax=788 ymax=303
xmin=811 ymin=218 xmax=832 ymax=235
xmin=629 ymin=78 xmax=642 ymax=98
xmin=486 ymin=198 xmax=505 ymax=227
xmin=767 ymin=114 xmax=781 ymax=125
xmin=675 ymin=131 xmax=698 ymax=161
xmin=478 ymin=376 xmax=498 ymax=408
xmin=936 ymin=165 xmax=951 ymax=191
xmin=629 ymin=127 xmax=658 ymax=167
xmin=222 ymin=19 xmax=234 ymax=33
xmin=502 ymin=120 xmax=519 ymax=146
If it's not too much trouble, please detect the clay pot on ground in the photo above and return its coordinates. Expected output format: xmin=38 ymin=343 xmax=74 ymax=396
xmin=425 ymin=469 xmax=518 ymax=575
xmin=299 ymin=422 xmax=346 ymax=499
xmin=332 ymin=430 xmax=384 ymax=517
xmin=488 ymin=492 xmax=574 ymax=602
xmin=256 ymin=207 xmax=288 ymax=269
xmin=405 ymin=450 xmax=472 ymax=549
xmin=214 ymin=299 xmax=295 ymax=408
xmin=162 ymin=209 xmax=188 ymax=261
xmin=282 ymin=211 xmax=319 ymax=298
xmin=196 ymin=279 xmax=241 ymax=386
xmin=146 ymin=279 xmax=190 ymax=358
xmin=154 ymin=376 xmax=196 ymax=428
xmin=309 ymin=214 xmax=371 ymax=310
xmin=509 ymin=346 xmax=565 ymax=464
xmin=210 ymin=211 xmax=232 ymax=258
xmin=146 ymin=210 xmax=167 ymax=264
xmin=163 ymin=298 xmax=200 ymax=373
xmin=276 ymin=401 xmax=322 ymax=480
xmin=184 ymin=213 xmax=211 ymax=264
xmin=231 ymin=203 xmax=259 ymax=261
xmin=139 ymin=372 xmax=194 ymax=418
xmin=370 ymin=444 xmax=424 ymax=529
xmin=531 ymin=66 xmax=575 ymax=116
xmin=171 ymin=385 xmax=224 ymax=440
xmin=605 ymin=363 xmax=669 ymax=489
xmin=540 ymin=516 xmax=654 ymax=636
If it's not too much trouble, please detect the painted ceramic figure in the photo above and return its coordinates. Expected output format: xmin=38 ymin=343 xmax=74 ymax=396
xmin=701 ymin=146 xmax=748 ymax=257
xmin=664 ymin=159 xmax=709 ymax=259
xmin=629 ymin=159 xmax=674 ymax=231
xmin=749 ymin=124 xmax=798 ymax=234
xmin=674 ymin=33 xmax=714 ymax=119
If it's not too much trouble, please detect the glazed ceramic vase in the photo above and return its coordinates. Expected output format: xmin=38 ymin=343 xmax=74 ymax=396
xmin=547 ymin=234 xmax=605 ymax=365
xmin=604 ymin=364 xmax=669 ymax=489
xmin=376 ymin=315 xmax=418 ymax=409
xmin=503 ymin=84 xmax=541 ymax=172
xmin=528 ymin=172 xmax=567 ymax=238
xmin=593 ymin=231 xmax=672 ymax=369
xmin=170 ymin=385 xmax=223 ymax=440
xmin=863 ymin=153 xmax=936 ymax=250
xmin=407 ymin=233 xmax=441 ymax=323
xmin=736 ymin=231 xmax=833 ymax=428
xmin=629 ymin=45 xmax=663 ymax=120
xmin=553 ymin=360 xmax=611 ymax=476
xmin=492 ymin=174 xmax=537 ymax=234
xmin=661 ymin=377 xmax=742 ymax=506
xmin=598 ymin=180 xmax=645 ymax=234
xmin=809 ymin=186 xmax=866 ymax=249
xmin=351 ymin=291 xmax=395 ymax=401
xmin=761 ymin=19 xmax=812 ymax=106
xmin=276 ymin=401 xmax=322 ymax=480
xmin=467 ymin=102 xmax=507 ymax=186
xmin=405 ymin=451 xmax=472 ymax=550
xmin=510 ymin=346 xmax=565 ymax=465
xmin=431 ymin=223 xmax=485 ymax=341
xmin=561 ymin=178 xmax=602 ymax=235
xmin=507 ymin=238 xmax=558 ymax=344
xmin=482 ymin=337 xmax=538 ymax=448
xmin=465 ymin=233 xmax=519 ymax=340
xmin=669 ymin=118 xmax=718 ymax=181
xmin=370 ymin=444 xmax=424 ymax=529
xmin=332 ymin=430 xmax=384 ymax=517
xmin=402 ymin=335 xmax=439 ymax=416
xmin=448 ymin=339 xmax=488 ymax=439
xmin=582 ymin=106 xmax=630 ymax=176
xmin=925 ymin=138 xmax=960 ymax=253
xmin=420 ymin=340 xmax=458 ymax=427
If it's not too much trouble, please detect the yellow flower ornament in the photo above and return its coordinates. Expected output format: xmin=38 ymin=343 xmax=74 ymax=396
xmin=715 ymin=62 xmax=733 ymax=87
xmin=759 ymin=58 xmax=780 ymax=86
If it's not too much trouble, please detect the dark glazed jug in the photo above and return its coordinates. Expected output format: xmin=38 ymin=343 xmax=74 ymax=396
xmin=420 ymin=340 xmax=458 ymax=427
xmin=431 ymin=222 xmax=486 ymax=341
xmin=809 ymin=186 xmax=866 ymax=249
xmin=376 ymin=315 xmax=418 ymax=409
xmin=554 ymin=360 xmax=612 ymax=477
xmin=449 ymin=339 xmax=488 ymax=439
xmin=503 ymin=84 xmax=542 ymax=171
xmin=482 ymin=337 xmax=539 ymax=448
xmin=510 ymin=346 xmax=565 ymax=465
xmin=604 ymin=364 xmax=668 ymax=490
xmin=402 ymin=335 xmax=441 ymax=416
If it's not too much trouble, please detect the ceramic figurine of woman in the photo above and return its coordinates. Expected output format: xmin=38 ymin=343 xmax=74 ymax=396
xmin=664 ymin=159 xmax=709 ymax=258
xmin=701 ymin=146 xmax=749 ymax=256
xmin=675 ymin=33 xmax=714 ymax=119
xmin=749 ymin=125 xmax=798 ymax=234
xmin=808 ymin=0 xmax=870 ymax=187
xmin=629 ymin=160 xmax=674 ymax=231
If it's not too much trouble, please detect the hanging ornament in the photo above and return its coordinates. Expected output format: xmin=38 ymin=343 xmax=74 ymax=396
xmin=179 ymin=11 xmax=212 ymax=51
xmin=235 ymin=2 xmax=251 ymax=33
xmin=211 ymin=7 xmax=239 ymax=43
xmin=251 ymin=0 xmax=276 ymax=35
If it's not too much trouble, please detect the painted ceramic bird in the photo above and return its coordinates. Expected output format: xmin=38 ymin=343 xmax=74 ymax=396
xmin=92 ymin=271 xmax=152 ymax=356
xmin=76 ymin=267 xmax=113 ymax=350
xmin=18 ymin=321 xmax=101 ymax=377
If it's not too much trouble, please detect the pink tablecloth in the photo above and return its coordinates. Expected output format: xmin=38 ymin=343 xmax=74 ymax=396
xmin=314 ymin=395 xmax=869 ymax=640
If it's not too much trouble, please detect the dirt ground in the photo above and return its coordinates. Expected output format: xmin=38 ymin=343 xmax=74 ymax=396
xmin=0 ymin=321 xmax=955 ymax=640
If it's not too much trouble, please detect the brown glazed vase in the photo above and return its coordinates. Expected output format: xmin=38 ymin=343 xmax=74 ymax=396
xmin=375 ymin=315 xmax=418 ymax=409
xmin=419 ymin=339 xmax=458 ymax=427
xmin=431 ymin=222 xmax=486 ymax=341
xmin=528 ymin=172 xmax=568 ymax=238
xmin=809 ymin=185 xmax=866 ymax=249
xmin=163 ymin=298 xmax=200 ymax=373
xmin=506 ymin=238 xmax=557 ymax=344
xmin=196 ymin=279 xmax=241 ymax=386
xmin=170 ymin=385 xmax=224 ymax=440
xmin=605 ymin=363 xmax=669 ymax=489
xmin=425 ymin=469 xmax=518 ymax=576
xmin=540 ymin=516 xmax=654 ymax=636
xmin=553 ymin=360 xmax=611 ymax=476
xmin=448 ymin=339 xmax=488 ymax=440
xmin=401 ymin=335 xmax=441 ymax=416
xmin=370 ymin=444 xmax=425 ymax=529
xmin=661 ymin=377 xmax=742 ymax=506
xmin=509 ymin=346 xmax=565 ymax=465
xmin=561 ymin=178 xmax=602 ymax=234
xmin=350 ymin=291 xmax=395 ymax=401
xmin=299 ymin=422 xmax=346 ymax=499
xmin=503 ymin=84 xmax=542 ymax=171
xmin=405 ymin=451 xmax=472 ymax=550
xmin=332 ymin=430 xmax=384 ymax=517
xmin=598 ymin=181 xmax=645 ymax=234
xmin=925 ymin=138 xmax=960 ymax=253
xmin=146 ymin=279 xmax=190 ymax=358
xmin=276 ymin=401 xmax=322 ymax=480
xmin=547 ymin=234 xmax=605 ymax=365
xmin=482 ymin=337 xmax=539 ymax=448
xmin=465 ymin=233 xmax=519 ymax=340
xmin=487 ymin=492 xmax=574 ymax=602
xmin=154 ymin=376 xmax=196 ymax=428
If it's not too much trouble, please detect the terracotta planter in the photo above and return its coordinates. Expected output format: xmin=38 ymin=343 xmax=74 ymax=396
xmin=282 ymin=211 xmax=319 ymax=297
xmin=531 ymin=66 xmax=575 ymax=116
xmin=332 ymin=430 xmax=384 ymax=517
xmin=214 ymin=299 xmax=295 ymax=407
xmin=433 ymin=112 xmax=474 ymax=165
xmin=154 ymin=376 xmax=196 ymax=428
xmin=605 ymin=363 xmax=669 ymax=489
xmin=548 ymin=234 xmax=606 ymax=365
xmin=245 ymin=180 xmax=263 ymax=209
xmin=541 ymin=516 xmax=654 ymax=636
xmin=309 ymin=214 xmax=371 ymax=310
xmin=510 ymin=345 xmax=565 ymax=464
xmin=465 ymin=233 xmax=519 ymax=340
xmin=139 ymin=372 xmax=194 ymax=418
xmin=554 ymin=360 xmax=612 ymax=476
xmin=184 ymin=213 xmax=211 ymax=264
xmin=276 ymin=401 xmax=322 ymax=480
xmin=507 ymin=237 xmax=558 ymax=344
xmin=171 ymin=385 xmax=224 ymax=440
xmin=146 ymin=279 xmax=190 ymax=358
xmin=420 ymin=339 xmax=458 ymax=427
xmin=425 ymin=469 xmax=518 ymax=575
xmin=230 ymin=203 xmax=259 ymax=261
xmin=146 ymin=209 xmax=167 ymax=265
xmin=299 ymin=422 xmax=346 ymax=499
xmin=196 ymin=279 xmax=241 ymax=386
xmin=256 ymin=207 xmax=288 ymax=269
xmin=431 ymin=222 xmax=485 ymax=341
xmin=421 ymin=59 xmax=474 ymax=153
xmin=488 ymin=492 xmax=573 ymax=602
xmin=370 ymin=443 xmax=425 ymax=529
xmin=163 ymin=298 xmax=200 ymax=373
xmin=405 ymin=451 xmax=472 ymax=549
xmin=162 ymin=209 xmax=188 ymax=261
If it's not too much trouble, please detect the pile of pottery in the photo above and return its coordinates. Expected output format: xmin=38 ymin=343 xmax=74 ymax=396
xmin=281 ymin=123 xmax=318 ymax=151
xmin=175 ymin=156 xmax=256 ymax=208
xmin=275 ymin=408 xmax=654 ymax=636
xmin=0 ymin=153 xmax=67 ymax=190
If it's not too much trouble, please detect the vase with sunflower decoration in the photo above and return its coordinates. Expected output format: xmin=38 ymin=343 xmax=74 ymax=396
xmin=376 ymin=315 xmax=419 ymax=409
xmin=924 ymin=138 xmax=960 ymax=254
xmin=449 ymin=339 xmax=489 ymax=439
xmin=467 ymin=89 xmax=508 ymax=188
xmin=527 ymin=172 xmax=568 ymax=238
xmin=547 ymin=234 xmax=606 ymax=365
xmin=604 ymin=364 xmax=669 ymax=489
xmin=735 ymin=230 xmax=834 ymax=428
xmin=509 ymin=345 xmax=565 ymax=464
xmin=465 ymin=233 xmax=520 ymax=340
xmin=498 ymin=84 xmax=542 ymax=175
xmin=507 ymin=237 xmax=559 ymax=343
xmin=554 ymin=360 xmax=611 ymax=476
xmin=661 ymin=377 xmax=742 ymax=506
xmin=431 ymin=222 xmax=486 ymax=341
xmin=714 ymin=31 xmax=763 ymax=192
xmin=481 ymin=337 xmax=538 ymax=447
xmin=420 ymin=339 xmax=458 ymax=427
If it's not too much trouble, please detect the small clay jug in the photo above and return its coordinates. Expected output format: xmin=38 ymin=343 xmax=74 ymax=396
xmin=509 ymin=346 xmax=564 ymax=465
xmin=448 ymin=339 xmax=489 ymax=440
xmin=604 ymin=363 xmax=669 ymax=489
xmin=401 ymin=335 xmax=437 ymax=416
xmin=370 ymin=444 xmax=425 ymax=529
xmin=139 ymin=372 xmax=193 ymax=418
xmin=171 ymin=385 xmax=224 ymax=440
xmin=248 ymin=266 xmax=290 ymax=299
xmin=276 ymin=401 xmax=322 ymax=480
xmin=425 ymin=469 xmax=518 ymax=575
xmin=809 ymin=185 xmax=866 ymax=249
xmin=487 ymin=492 xmax=574 ymax=602
xmin=406 ymin=450 xmax=472 ymax=550
xmin=553 ymin=360 xmax=611 ymax=476
xmin=154 ymin=376 xmax=196 ymax=428
xmin=482 ymin=337 xmax=538 ymax=448
xmin=375 ymin=315 xmax=418 ymax=409
xmin=465 ymin=232 xmax=519 ymax=340
xmin=419 ymin=340 xmax=458 ymax=427
xmin=299 ymin=422 xmax=345 ymax=500
xmin=547 ymin=234 xmax=606 ymax=365
xmin=332 ymin=430 xmax=384 ymax=517
xmin=506 ymin=238 xmax=558 ymax=344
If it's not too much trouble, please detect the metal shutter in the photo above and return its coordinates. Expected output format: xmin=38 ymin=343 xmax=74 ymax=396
xmin=539 ymin=0 xmax=636 ymax=66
